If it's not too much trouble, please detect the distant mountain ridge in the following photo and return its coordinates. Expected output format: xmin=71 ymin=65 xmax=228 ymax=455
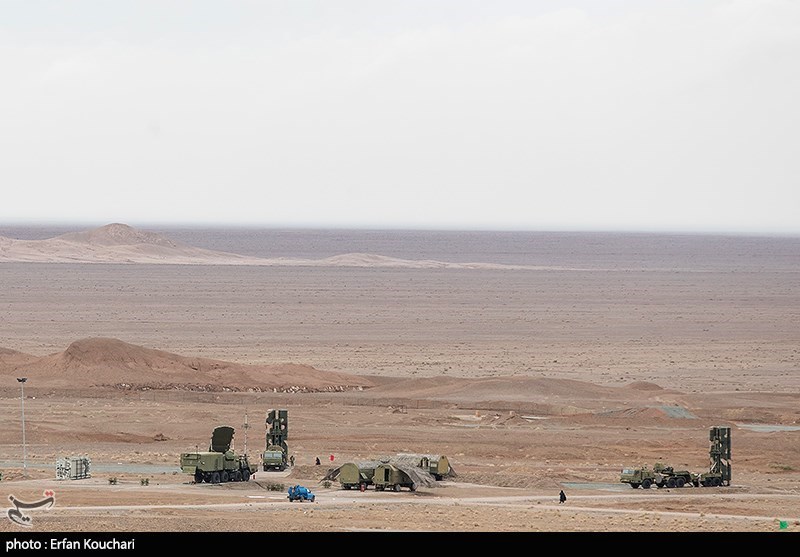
xmin=0 ymin=223 xmax=544 ymax=268
xmin=0 ymin=223 xmax=259 ymax=264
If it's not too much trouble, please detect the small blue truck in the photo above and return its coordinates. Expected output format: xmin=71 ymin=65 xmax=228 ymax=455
xmin=287 ymin=484 xmax=315 ymax=502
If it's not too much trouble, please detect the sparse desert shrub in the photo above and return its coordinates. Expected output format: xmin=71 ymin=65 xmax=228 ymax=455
xmin=108 ymin=477 xmax=118 ymax=485
xmin=321 ymin=480 xmax=332 ymax=489
xmin=266 ymin=482 xmax=285 ymax=491
xmin=768 ymin=463 xmax=794 ymax=471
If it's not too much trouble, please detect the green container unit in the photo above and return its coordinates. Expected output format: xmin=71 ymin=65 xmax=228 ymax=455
xmin=373 ymin=463 xmax=417 ymax=492
xmin=338 ymin=461 xmax=380 ymax=490
xmin=425 ymin=455 xmax=451 ymax=480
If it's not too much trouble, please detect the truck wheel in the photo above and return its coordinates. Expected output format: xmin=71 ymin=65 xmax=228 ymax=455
xmin=713 ymin=477 xmax=722 ymax=487
xmin=641 ymin=479 xmax=652 ymax=489
xmin=195 ymin=470 xmax=204 ymax=484
xmin=234 ymin=471 xmax=243 ymax=482
xmin=243 ymin=470 xmax=251 ymax=482
xmin=393 ymin=484 xmax=402 ymax=492
xmin=221 ymin=471 xmax=229 ymax=483
xmin=666 ymin=478 xmax=676 ymax=488
xmin=676 ymin=477 xmax=685 ymax=488
xmin=630 ymin=483 xmax=640 ymax=489
xmin=211 ymin=472 xmax=221 ymax=484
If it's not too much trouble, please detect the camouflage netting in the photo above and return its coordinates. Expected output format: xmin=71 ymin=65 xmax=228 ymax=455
xmin=322 ymin=460 xmax=383 ymax=482
xmin=391 ymin=462 xmax=437 ymax=489
xmin=393 ymin=453 xmax=458 ymax=478
xmin=323 ymin=456 xmax=441 ymax=488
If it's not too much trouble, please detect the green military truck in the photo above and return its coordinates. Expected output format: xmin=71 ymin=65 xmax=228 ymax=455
xmin=620 ymin=426 xmax=732 ymax=489
xmin=261 ymin=447 xmax=287 ymax=471
xmin=262 ymin=409 xmax=289 ymax=472
xmin=620 ymin=465 xmax=659 ymax=489
xmin=180 ymin=425 xmax=257 ymax=484
xmin=653 ymin=462 xmax=695 ymax=488
xmin=620 ymin=463 xmax=695 ymax=489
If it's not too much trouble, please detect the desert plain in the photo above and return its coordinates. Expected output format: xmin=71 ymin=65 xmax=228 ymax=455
xmin=0 ymin=224 xmax=798 ymax=534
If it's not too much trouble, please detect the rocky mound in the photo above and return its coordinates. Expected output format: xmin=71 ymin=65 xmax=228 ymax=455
xmin=0 ymin=347 xmax=39 ymax=368
xmin=0 ymin=338 xmax=373 ymax=392
xmin=625 ymin=381 xmax=664 ymax=391
xmin=56 ymin=223 xmax=184 ymax=247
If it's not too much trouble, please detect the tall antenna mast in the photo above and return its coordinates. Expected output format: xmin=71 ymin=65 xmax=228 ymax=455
xmin=243 ymin=409 xmax=249 ymax=455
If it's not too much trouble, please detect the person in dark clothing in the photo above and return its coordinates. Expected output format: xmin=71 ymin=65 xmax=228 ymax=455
xmin=315 ymin=457 xmax=321 ymax=465
xmin=559 ymin=490 xmax=566 ymax=504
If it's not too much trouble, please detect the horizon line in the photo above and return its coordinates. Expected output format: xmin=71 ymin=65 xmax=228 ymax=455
xmin=0 ymin=220 xmax=799 ymax=239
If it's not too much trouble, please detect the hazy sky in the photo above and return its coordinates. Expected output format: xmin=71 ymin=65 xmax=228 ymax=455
xmin=1 ymin=1 xmax=798 ymax=233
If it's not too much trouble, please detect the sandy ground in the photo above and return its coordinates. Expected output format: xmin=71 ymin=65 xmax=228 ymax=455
xmin=0 ymin=391 xmax=798 ymax=533
xmin=0 ymin=228 xmax=799 ymax=534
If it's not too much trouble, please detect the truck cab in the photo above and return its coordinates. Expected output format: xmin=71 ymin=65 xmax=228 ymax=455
xmin=262 ymin=447 xmax=287 ymax=471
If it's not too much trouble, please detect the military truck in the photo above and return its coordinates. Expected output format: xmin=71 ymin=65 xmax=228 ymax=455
xmin=699 ymin=426 xmax=732 ymax=487
xmin=695 ymin=471 xmax=727 ymax=487
xmin=261 ymin=448 xmax=287 ymax=472
xmin=262 ymin=409 xmax=289 ymax=472
xmin=620 ymin=426 xmax=732 ymax=489
xmin=620 ymin=466 xmax=650 ymax=489
xmin=180 ymin=425 xmax=256 ymax=484
xmin=620 ymin=462 xmax=705 ymax=489
xmin=653 ymin=462 xmax=695 ymax=488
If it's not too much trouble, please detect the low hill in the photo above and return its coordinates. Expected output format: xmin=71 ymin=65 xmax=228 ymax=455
xmin=0 ymin=337 xmax=373 ymax=392
xmin=0 ymin=223 xmax=262 ymax=264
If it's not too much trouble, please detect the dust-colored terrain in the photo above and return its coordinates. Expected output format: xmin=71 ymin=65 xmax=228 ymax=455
xmin=0 ymin=225 xmax=798 ymax=533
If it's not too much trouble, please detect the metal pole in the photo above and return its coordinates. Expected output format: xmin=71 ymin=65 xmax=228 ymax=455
xmin=244 ymin=410 xmax=249 ymax=456
xmin=17 ymin=378 xmax=27 ymax=476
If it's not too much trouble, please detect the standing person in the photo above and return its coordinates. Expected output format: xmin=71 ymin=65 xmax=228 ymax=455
xmin=315 ymin=456 xmax=321 ymax=465
xmin=290 ymin=455 xmax=295 ymax=467
xmin=559 ymin=490 xmax=567 ymax=504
